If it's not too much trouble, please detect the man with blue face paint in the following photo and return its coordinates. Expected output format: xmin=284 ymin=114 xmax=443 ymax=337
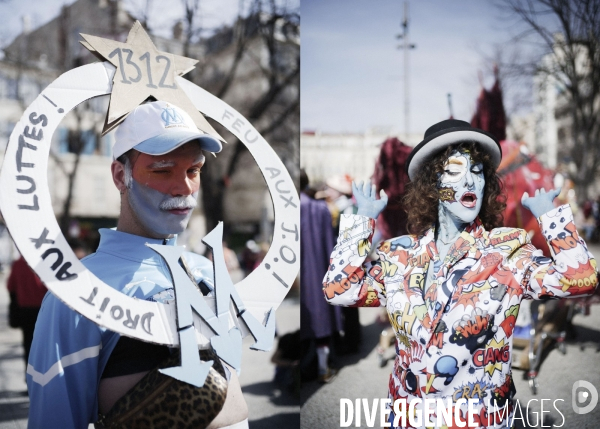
xmin=323 ymin=119 xmax=598 ymax=428
xmin=28 ymin=101 xmax=250 ymax=429
xmin=111 ymin=101 xmax=217 ymax=239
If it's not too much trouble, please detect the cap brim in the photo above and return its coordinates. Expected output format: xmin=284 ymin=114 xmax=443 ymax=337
xmin=406 ymin=128 xmax=501 ymax=180
xmin=133 ymin=130 xmax=223 ymax=157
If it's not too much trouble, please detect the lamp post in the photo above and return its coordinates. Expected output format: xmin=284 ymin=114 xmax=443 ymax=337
xmin=397 ymin=1 xmax=416 ymax=141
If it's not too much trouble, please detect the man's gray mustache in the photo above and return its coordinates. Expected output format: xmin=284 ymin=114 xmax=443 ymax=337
xmin=159 ymin=196 xmax=198 ymax=211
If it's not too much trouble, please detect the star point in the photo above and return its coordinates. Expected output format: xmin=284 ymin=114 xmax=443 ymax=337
xmin=80 ymin=21 xmax=223 ymax=142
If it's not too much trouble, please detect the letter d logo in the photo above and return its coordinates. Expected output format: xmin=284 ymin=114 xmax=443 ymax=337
xmin=572 ymin=380 xmax=598 ymax=414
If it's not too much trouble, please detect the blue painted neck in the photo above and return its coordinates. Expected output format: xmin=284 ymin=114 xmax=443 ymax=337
xmin=437 ymin=203 xmax=467 ymax=246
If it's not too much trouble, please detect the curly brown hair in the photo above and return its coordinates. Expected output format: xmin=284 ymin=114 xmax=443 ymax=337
xmin=403 ymin=141 xmax=506 ymax=236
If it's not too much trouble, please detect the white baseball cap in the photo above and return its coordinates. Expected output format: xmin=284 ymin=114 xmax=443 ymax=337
xmin=112 ymin=100 xmax=223 ymax=160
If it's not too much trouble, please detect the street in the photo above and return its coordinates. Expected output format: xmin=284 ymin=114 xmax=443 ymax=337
xmin=301 ymin=244 xmax=600 ymax=429
xmin=0 ymin=271 xmax=300 ymax=429
xmin=2 ymin=246 xmax=600 ymax=429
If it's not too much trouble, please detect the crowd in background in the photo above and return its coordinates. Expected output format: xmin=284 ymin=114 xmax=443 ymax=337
xmin=3 ymin=167 xmax=600 ymax=395
xmin=574 ymin=197 xmax=600 ymax=243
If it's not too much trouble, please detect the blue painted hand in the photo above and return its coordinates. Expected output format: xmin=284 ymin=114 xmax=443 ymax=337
xmin=353 ymin=181 xmax=388 ymax=219
xmin=521 ymin=188 xmax=561 ymax=218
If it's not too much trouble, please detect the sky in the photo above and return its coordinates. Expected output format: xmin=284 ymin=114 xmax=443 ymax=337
xmin=0 ymin=0 xmax=544 ymax=138
xmin=301 ymin=0 xmax=536 ymax=136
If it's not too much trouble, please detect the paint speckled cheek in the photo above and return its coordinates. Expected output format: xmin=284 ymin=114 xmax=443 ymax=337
xmin=439 ymin=187 xmax=457 ymax=202
xmin=128 ymin=179 xmax=196 ymax=236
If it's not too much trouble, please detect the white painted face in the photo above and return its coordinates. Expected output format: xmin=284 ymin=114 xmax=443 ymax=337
xmin=438 ymin=150 xmax=485 ymax=224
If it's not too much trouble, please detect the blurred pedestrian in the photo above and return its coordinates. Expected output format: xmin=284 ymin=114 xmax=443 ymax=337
xmin=6 ymin=255 xmax=47 ymax=370
xmin=321 ymin=175 xmax=355 ymax=233
xmin=372 ymin=137 xmax=412 ymax=241
xmin=372 ymin=137 xmax=413 ymax=363
xmin=300 ymin=169 xmax=342 ymax=382
xmin=241 ymin=240 xmax=261 ymax=276
xmin=582 ymin=200 xmax=596 ymax=241
xmin=205 ymin=241 xmax=245 ymax=283
xmin=271 ymin=330 xmax=300 ymax=397
xmin=223 ymin=241 xmax=245 ymax=283
xmin=68 ymin=238 xmax=90 ymax=260
xmin=7 ymin=239 xmax=89 ymax=373
xmin=318 ymin=174 xmax=363 ymax=354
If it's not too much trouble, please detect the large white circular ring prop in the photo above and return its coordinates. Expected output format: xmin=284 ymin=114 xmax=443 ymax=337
xmin=0 ymin=62 xmax=299 ymax=346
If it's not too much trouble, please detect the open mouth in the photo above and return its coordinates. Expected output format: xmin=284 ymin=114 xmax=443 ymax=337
xmin=460 ymin=192 xmax=477 ymax=208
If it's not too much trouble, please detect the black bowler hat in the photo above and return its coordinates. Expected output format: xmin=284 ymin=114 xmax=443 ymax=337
xmin=405 ymin=119 xmax=502 ymax=180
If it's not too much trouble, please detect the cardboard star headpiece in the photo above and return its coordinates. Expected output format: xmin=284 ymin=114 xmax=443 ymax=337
xmin=0 ymin=20 xmax=299 ymax=389
xmin=80 ymin=20 xmax=225 ymax=142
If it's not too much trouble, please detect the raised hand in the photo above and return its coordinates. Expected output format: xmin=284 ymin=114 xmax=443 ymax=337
xmin=353 ymin=181 xmax=388 ymax=219
xmin=521 ymin=188 xmax=561 ymax=218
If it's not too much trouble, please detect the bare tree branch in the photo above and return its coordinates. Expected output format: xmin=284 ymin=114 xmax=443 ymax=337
xmin=138 ymin=0 xmax=299 ymax=233
xmin=495 ymin=0 xmax=600 ymax=201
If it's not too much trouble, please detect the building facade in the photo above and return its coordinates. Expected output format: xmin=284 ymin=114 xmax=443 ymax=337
xmin=301 ymin=129 xmax=421 ymax=185
xmin=0 ymin=0 xmax=299 ymax=251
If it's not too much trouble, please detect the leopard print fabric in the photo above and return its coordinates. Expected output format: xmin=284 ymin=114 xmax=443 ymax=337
xmin=95 ymin=349 xmax=228 ymax=429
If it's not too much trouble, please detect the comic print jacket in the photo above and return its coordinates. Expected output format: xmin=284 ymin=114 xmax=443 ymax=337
xmin=323 ymin=205 xmax=598 ymax=429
